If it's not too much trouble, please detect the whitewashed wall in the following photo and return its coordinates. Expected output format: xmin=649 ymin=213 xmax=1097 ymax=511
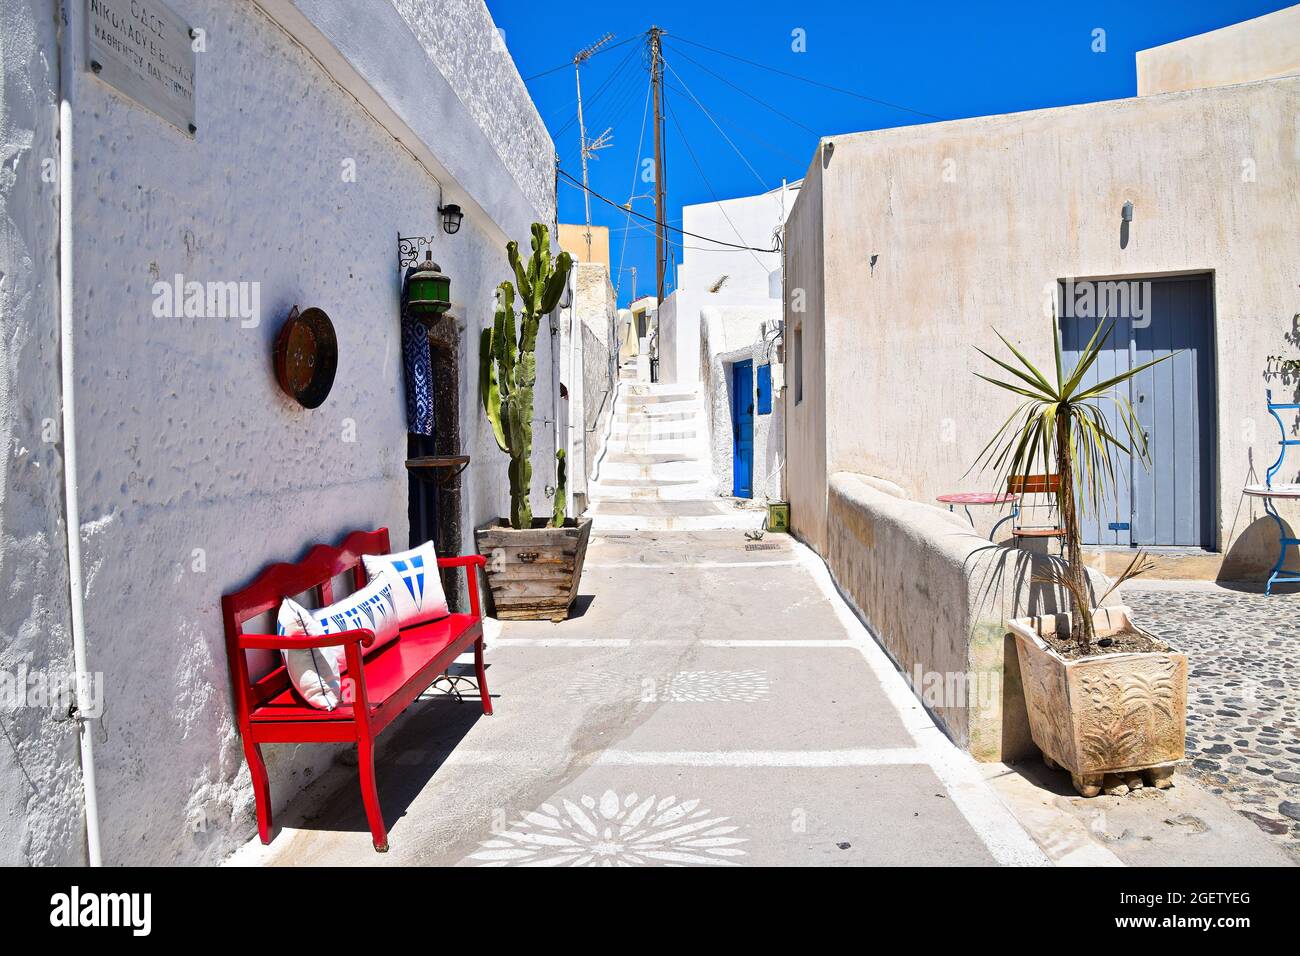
xmin=0 ymin=0 xmax=556 ymax=865
xmin=0 ymin=0 xmax=87 ymax=867
xmin=559 ymin=262 xmax=617 ymax=510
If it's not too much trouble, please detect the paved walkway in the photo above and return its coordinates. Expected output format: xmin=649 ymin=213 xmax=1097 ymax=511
xmin=1122 ymin=584 xmax=1300 ymax=862
xmin=234 ymin=531 xmax=1045 ymax=866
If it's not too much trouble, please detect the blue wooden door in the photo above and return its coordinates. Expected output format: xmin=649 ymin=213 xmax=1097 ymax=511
xmin=1059 ymin=276 xmax=1214 ymax=548
xmin=732 ymin=360 xmax=754 ymax=498
xmin=1130 ymin=278 xmax=1214 ymax=547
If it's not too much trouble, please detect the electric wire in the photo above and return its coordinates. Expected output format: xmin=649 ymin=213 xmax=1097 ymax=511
xmin=662 ymin=41 xmax=820 ymax=136
xmin=615 ymin=75 xmax=654 ymax=301
xmin=664 ymin=58 xmax=769 ymax=193
xmin=663 ymin=97 xmax=772 ymax=273
xmin=668 ymin=33 xmax=943 ymax=121
xmin=557 ymin=168 xmax=779 ymax=253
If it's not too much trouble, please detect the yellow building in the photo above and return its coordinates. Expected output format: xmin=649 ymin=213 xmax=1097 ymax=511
xmin=558 ymin=223 xmax=610 ymax=267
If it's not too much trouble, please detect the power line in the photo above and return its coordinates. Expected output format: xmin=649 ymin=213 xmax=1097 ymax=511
xmin=616 ymin=76 xmax=654 ymax=301
xmin=664 ymin=97 xmax=771 ymax=274
xmin=669 ymin=33 xmax=943 ymax=121
xmin=663 ymin=58 xmax=768 ymax=193
xmin=663 ymin=41 xmax=820 ymax=136
xmin=557 ymin=168 xmax=779 ymax=253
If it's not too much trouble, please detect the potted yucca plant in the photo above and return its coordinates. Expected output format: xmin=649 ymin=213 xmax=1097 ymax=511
xmin=973 ymin=317 xmax=1187 ymax=797
xmin=475 ymin=224 xmax=591 ymax=622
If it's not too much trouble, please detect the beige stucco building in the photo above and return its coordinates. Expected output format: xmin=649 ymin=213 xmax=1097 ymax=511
xmin=780 ymin=8 xmax=1300 ymax=758
xmin=786 ymin=6 xmax=1300 ymax=579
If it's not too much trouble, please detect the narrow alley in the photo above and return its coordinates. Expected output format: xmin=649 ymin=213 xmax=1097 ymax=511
xmin=232 ymin=531 xmax=1044 ymax=866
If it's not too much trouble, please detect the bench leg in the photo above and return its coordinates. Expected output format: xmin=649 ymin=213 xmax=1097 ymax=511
xmin=474 ymin=636 xmax=493 ymax=716
xmin=245 ymin=740 xmax=273 ymax=845
xmin=357 ymin=736 xmax=388 ymax=852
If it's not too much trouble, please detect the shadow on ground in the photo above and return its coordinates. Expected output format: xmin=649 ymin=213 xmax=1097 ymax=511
xmin=282 ymin=692 xmax=491 ymax=840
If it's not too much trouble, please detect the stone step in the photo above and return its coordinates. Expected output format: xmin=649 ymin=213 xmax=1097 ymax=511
xmin=589 ymin=505 xmax=767 ymax=532
xmin=623 ymin=382 xmax=700 ymax=397
xmin=621 ymin=392 xmax=699 ymax=405
xmin=609 ymin=429 xmax=698 ymax=443
xmin=595 ymin=476 xmax=701 ymax=488
xmin=588 ymin=478 xmax=718 ymax=502
xmin=590 ymin=499 xmax=736 ymax=517
xmin=605 ymin=452 xmax=707 ymax=468
xmin=615 ymin=410 xmax=696 ymax=425
xmin=596 ymin=458 xmax=713 ymax=483
xmin=606 ymin=435 xmax=703 ymax=451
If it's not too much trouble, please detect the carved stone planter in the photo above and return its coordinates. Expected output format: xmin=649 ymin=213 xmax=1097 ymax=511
xmin=1008 ymin=606 xmax=1187 ymax=797
xmin=474 ymin=516 xmax=592 ymax=622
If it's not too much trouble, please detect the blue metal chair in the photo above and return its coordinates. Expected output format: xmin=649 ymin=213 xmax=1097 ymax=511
xmin=1260 ymin=390 xmax=1300 ymax=595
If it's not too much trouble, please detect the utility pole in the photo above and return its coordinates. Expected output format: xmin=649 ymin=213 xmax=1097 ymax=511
xmin=574 ymin=33 xmax=614 ymax=262
xmin=649 ymin=26 xmax=666 ymax=303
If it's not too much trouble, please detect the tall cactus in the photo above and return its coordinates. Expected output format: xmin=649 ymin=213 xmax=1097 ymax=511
xmin=552 ymin=450 xmax=567 ymax=528
xmin=480 ymin=223 xmax=572 ymax=529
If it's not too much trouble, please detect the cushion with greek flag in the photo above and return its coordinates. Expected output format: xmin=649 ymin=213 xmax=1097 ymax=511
xmin=362 ymin=541 xmax=449 ymax=628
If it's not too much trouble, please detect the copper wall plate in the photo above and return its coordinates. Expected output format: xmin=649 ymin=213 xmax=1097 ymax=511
xmin=273 ymin=306 xmax=338 ymax=409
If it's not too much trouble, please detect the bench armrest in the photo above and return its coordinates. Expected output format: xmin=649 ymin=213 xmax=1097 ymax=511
xmin=437 ymin=554 xmax=487 ymax=569
xmin=238 ymin=630 xmax=377 ymax=719
xmin=436 ymin=554 xmax=487 ymax=618
xmin=237 ymin=629 xmax=376 ymax=651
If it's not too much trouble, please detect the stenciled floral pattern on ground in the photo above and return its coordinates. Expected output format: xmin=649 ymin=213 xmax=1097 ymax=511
xmin=563 ymin=669 xmax=771 ymax=703
xmin=468 ymin=790 xmax=748 ymax=866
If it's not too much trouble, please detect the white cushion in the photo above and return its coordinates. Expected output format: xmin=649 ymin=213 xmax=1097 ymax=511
xmin=362 ymin=541 xmax=449 ymax=627
xmin=276 ymin=570 xmax=404 ymax=709
xmin=276 ymin=599 xmax=342 ymax=711
xmin=307 ymin=567 xmax=403 ymax=655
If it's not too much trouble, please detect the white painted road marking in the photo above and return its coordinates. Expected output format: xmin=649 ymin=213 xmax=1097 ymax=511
xmin=584 ymin=560 xmax=799 ymax=569
xmin=442 ymin=748 xmax=929 ymax=767
xmin=790 ymin=538 xmax=1051 ymax=867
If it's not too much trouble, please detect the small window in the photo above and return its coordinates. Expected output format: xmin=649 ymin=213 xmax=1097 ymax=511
xmin=757 ymin=364 xmax=772 ymax=415
xmin=793 ymin=325 xmax=803 ymax=405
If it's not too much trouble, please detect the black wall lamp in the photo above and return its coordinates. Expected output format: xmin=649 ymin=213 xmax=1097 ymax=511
xmin=439 ymin=204 xmax=463 ymax=235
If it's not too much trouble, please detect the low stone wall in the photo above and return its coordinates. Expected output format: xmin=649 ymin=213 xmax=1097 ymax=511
xmin=825 ymin=473 xmax=1117 ymax=761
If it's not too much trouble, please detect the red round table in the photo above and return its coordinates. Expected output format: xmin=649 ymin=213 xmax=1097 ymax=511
xmin=936 ymin=492 xmax=1020 ymax=540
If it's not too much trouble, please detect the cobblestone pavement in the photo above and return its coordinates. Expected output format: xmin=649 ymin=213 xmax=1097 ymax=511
xmin=1123 ymin=586 xmax=1300 ymax=861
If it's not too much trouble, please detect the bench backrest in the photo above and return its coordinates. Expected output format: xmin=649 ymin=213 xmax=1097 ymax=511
xmin=221 ymin=528 xmax=391 ymax=717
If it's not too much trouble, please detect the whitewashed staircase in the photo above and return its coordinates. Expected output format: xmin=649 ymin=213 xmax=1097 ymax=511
xmin=588 ymin=364 xmax=764 ymax=531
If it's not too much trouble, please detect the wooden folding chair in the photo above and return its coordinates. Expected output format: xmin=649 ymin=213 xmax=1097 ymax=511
xmin=1007 ymin=474 xmax=1067 ymax=555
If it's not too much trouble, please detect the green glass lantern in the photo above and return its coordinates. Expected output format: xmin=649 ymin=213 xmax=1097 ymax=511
xmin=407 ymin=251 xmax=451 ymax=321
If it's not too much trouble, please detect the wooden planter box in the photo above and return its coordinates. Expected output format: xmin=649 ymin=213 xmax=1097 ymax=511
xmin=1008 ymin=605 xmax=1187 ymax=797
xmin=474 ymin=516 xmax=592 ymax=622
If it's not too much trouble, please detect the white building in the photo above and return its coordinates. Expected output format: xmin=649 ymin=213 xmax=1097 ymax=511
xmin=0 ymin=0 xmax=560 ymax=865
xmin=657 ymin=182 xmax=798 ymax=504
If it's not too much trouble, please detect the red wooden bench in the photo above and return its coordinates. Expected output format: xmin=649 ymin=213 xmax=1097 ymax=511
xmin=221 ymin=528 xmax=490 ymax=852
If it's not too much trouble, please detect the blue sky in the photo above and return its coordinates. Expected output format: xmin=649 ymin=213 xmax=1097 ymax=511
xmin=489 ymin=0 xmax=1292 ymax=307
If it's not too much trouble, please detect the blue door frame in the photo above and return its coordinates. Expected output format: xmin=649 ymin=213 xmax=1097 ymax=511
xmin=1060 ymin=275 xmax=1215 ymax=548
xmin=732 ymin=360 xmax=754 ymax=498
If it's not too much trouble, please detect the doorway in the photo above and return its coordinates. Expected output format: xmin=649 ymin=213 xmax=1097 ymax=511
xmin=731 ymin=359 xmax=754 ymax=499
xmin=1058 ymin=274 xmax=1215 ymax=548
